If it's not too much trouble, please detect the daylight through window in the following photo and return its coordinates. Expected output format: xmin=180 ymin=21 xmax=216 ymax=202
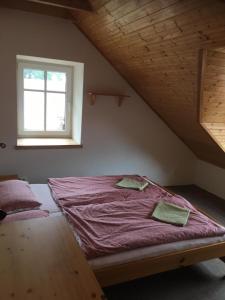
xmin=17 ymin=61 xmax=72 ymax=138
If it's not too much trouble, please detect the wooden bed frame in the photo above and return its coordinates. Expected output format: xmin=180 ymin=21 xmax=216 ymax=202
xmin=94 ymin=180 xmax=225 ymax=287
xmin=1 ymin=175 xmax=225 ymax=288
xmin=94 ymin=240 xmax=225 ymax=287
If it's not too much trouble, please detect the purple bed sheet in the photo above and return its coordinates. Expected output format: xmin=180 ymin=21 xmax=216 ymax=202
xmin=48 ymin=176 xmax=225 ymax=258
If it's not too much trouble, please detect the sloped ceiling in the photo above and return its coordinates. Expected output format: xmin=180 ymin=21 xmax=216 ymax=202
xmin=70 ymin=0 xmax=225 ymax=168
xmin=1 ymin=0 xmax=225 ymax=168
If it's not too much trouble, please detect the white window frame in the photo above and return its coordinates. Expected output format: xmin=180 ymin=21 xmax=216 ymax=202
xmin=17 ymin=60 xmax=73 ymax=138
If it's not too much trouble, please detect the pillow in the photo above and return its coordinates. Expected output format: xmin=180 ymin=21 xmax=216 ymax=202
xmin=1 ymin=210 xmax=49 ymax=224
xmin=0 ymin=180 xmax=41 ymax=212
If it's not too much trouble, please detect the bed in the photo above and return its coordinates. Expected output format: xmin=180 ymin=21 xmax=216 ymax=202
xmin=31 ymin=177 xmax=225 ymax=287
xmin=1 ymin=175 xmax=225 ymax=287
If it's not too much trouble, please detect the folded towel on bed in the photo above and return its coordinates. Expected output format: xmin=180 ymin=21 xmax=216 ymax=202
xmin=116 ymin=177 xmax=149 ymax=191
xmin=152 ymin=201 xmax=190 ymax=226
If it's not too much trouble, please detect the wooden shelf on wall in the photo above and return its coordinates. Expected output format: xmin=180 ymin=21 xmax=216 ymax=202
xmin=87 ymin=91 xmax=130 ymax=107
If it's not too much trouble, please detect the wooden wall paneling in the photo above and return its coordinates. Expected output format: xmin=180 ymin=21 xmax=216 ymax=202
xmin=198 ymin=49 xmax=207 ymax=124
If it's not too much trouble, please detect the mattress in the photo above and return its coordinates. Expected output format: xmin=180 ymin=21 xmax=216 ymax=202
xmin=31 ymin=183 xmax=225 ymax=270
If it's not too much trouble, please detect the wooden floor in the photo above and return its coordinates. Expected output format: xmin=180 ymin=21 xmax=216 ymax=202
xmin=104 ymin=185 xmax=225 ymax=300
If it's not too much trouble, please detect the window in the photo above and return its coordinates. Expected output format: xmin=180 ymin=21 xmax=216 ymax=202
xmin=199 ymin=48 xmax=225 ymax=152
xmin=18 ymin=61 xmax=72 ymax=137
xmin=16 ymin=55 xmax=84 ymax=147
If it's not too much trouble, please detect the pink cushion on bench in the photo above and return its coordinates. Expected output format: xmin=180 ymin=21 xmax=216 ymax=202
xmin=0 ymin=180 xmax=41 ymax=212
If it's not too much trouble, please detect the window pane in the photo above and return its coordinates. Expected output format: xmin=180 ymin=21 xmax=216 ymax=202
xmin=24 ymin=91 xmax=44 ymax=131
xmin=23 ymin=69 xmax=44 ymax=90
xmin=47 ymin=71 xmax=66 ymax=92
xmin=46 ymin=93 xmax=66 ymax=131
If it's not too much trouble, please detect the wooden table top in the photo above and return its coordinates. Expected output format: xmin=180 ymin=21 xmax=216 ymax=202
xmin=0 ymin=215 xmax=105 ymax=300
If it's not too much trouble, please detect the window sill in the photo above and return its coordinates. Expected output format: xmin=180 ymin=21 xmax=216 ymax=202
xmin=16 ymin=138 xmax=82 ymax=149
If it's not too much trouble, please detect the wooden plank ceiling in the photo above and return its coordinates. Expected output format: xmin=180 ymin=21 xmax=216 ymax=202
xmin=70 ymin=0 xmax=225 ymax=168
xmin=1 ymin=0 xmax=225 ymax=167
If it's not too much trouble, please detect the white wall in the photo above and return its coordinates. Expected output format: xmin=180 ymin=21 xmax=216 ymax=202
xmin=195 ymin=160 xmax=225 ymax=200
xmin=0 ymin=8 xmax=196 ymax=184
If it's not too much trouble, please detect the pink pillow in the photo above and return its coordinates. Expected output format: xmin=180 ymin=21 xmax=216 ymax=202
xmin=1 ymin=210 xmax=49 ymax=223
xmin=0 ymin=180 xmax=41 ymax=212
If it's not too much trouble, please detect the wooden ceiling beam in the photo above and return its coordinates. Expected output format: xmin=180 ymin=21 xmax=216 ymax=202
xmin=0 ymin=0 xmax=93 ymax=19
xmin=0 ymin=0 xmax=69 ymax=19
xmin=26 ymin=0 xmax=93 ymax=11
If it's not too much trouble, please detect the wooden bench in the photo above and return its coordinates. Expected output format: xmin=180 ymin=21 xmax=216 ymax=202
xmin=0 ymin=215 xmax=105 ymax=299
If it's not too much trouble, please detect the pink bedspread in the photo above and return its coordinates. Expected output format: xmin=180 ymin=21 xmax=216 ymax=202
xmin=48 ymin=175 xmax=156 ymax=202
xmin=48 ymin=175 xmax=169 ymax=207
xmin=48 ymin=176 xmax=225 ymax=259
